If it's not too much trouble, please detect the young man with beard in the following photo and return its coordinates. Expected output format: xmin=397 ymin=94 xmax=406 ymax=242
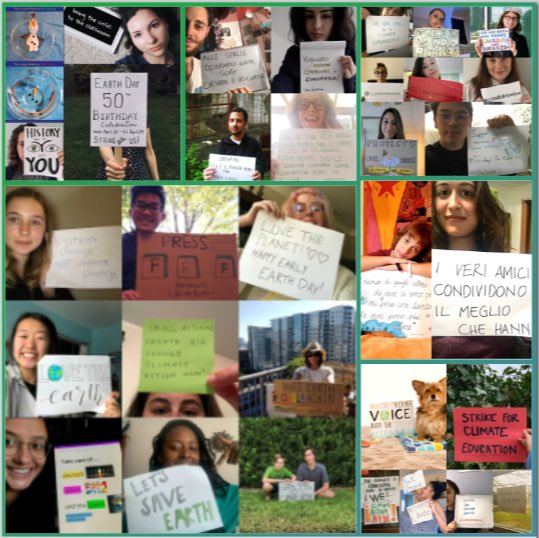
xmin=186 ymin=6 xmax=211 ymax=93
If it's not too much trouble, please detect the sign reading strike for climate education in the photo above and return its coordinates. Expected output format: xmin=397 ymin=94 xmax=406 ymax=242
xmin=300 ymin=41 xmax=345 ymax=93
xmin=453 ymin=407 xmax=528 ymax=463
xmin=361 ymin=270 xmax=432 ymax=338
xmin=496 ymin=484 xmax=527 ymax=514
xmin=124 ymin=466 xmax=223 ymax=533
xmin=468 ymin=126 xmax=529 ymax=176
xmin=362 ymin=476 xmax=399 ymax=525
xmin=23 ymin=125 xmax=63 ymax=179
xmin=46 ymin=226 xmax=121 ymax=289
xmin=478 ymin=28 xmax=511 ymax=52
xmin=273 ymin=380 xmax=344 ymax=417
xmin=208 ymin=154 xmax=255 ymax=181
xmin=364 ymin=139 xmax=417 ymax=176
xmin=366 ymin=16 xmax=410 ymax=54
xmin=481 ymin=81 xmax=522 ymax=104
xmin=407 ymin=500 xmax=433 ymax=525
xmin=200 ymin=44 xmax=269 ymax=93
xmin=54 ymin=442 xmax=122 ymax=533
xmin=362 ymin=83 xmax=404 ymax=103
xmin=407 ymin=77 xmax=463 ymax=102
xmin=402 ymin=470 xmax=426 ymax=494
xmin=36 ymin=355 xmax=111 ymax=416
xmin=413 ymin=28 xmax=460 ymax=57
xmin=90 ymin=72 xmax=147 ymax=147
xmin=432 ymin=250 xmax=531 ymax=338
xmin=455 ymin=495 xmax=494 ymax=528
xmin=274 ymin=129 xmax=356 ymax=181
xmin=64 ymin=7 xmax=124 ymax=53
xmin=136 ymin=233 xmax=238 ymax=300
xmin=278 ymin=481 xmax=315 ymax=502
xmin=369 ymin=400 xmax=415 ymax=437
xmin=138 ymin=319 xmax=214 ymax=394
xmin=240 ymin=212 xmax=344 ymax=300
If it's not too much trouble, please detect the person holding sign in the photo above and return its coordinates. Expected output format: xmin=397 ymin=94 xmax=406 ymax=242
xmin=373 ymin=62 xmax=388 ymax=83
xmin=464 ymin=57 xmax=530 ymax=103
xmin=262 ymin=453 xmax=296 ymax=500
xmin=445 ymin=479 xmax=483 ymax=533
xmin=115 ymin=8 xmax=179 ymax=65
xmin=292 ymin=342 xmax=335 ymax=384
xmin=296 ymin=447 xmax=335 ymax=499
xmin=203 ymin=107 xmax=265 ymax=180
xmin=6 ymin=124 xmax=64 ymax=180
xmin=411 ymin=57 xmax=442 ymax=80
xmin=475 ymin=9 xmax=529 ymax=58
xmin=400 ymin=480 xmax=447 ymax=533
xmin=6 ymin=188 xmax=72 ymax=300
xmin=425 ymin=8 xmax=447 ymax=29
xmin=147 ymin=419 xmax=238 ymax=532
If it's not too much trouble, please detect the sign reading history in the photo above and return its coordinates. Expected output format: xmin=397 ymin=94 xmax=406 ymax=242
xmin=23 ymin=125 xmax=63 ymax=179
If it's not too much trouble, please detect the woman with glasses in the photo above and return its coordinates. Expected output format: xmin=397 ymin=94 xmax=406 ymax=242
xmin=239 ymin=187 xmax=355 ymax=299
xmin=271 ymin=7 xmax=356 ymax=93
xmin=286 ymin=93 xmax=342 ymax=129
xmin=475 ymin=9 xmax=528 ymax=58
xmin=292 ymin=342 xmax=334 ymax=383
xmin=373 ymin=62 xmax=388 ymax=83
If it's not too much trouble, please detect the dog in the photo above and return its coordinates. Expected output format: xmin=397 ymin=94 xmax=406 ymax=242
xmin=412 ymin=377 xmax=446 ymax=442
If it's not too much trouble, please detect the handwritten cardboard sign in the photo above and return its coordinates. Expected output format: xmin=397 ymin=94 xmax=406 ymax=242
xmin=453 ymin=407 xmax=528 ymax=463
xmin=481 ymin=81 xmax=522 ymax=104
xmin=369 ymin=400 xmax=415 ymax=437
xmin=200 ymin=44 xmax=269 ymax=93
xmin=496 ymin=484 xmax=527 ymax=514
xmin=407 ymin=76 xmax=463 ymax=102
xmin=402 ymin=470 xmax=426 ymax=494
xmin=274 ymin=128 xmax=356 ymax=181
xmin=366 ymin=16 xmax=410 ymax=54
xmin=208 ymin=153 xmax=255 ymax=181
xmin=362 ymin=476 xmax=399 ymax=525
xmin=432 ymin=250 xmax=531 ymax=337
xmin=36 ymin=355 xmax=111 ymax=416
xmin=46 ymin=226 xmax=121 ymax=288
xmin=278 ymin=481 xmax=315 ymax=501
xmin=55 ymin=442 xmax=122 ymax=533
xmin=300 ymin=41 xmax=345 ymax=93
xmin=455 ymin=495 xmax=493 ymax=528
xmin=362 ymin=83 xmax=405 ymax=103
xmin=23 ymin=125 xmax=63 ymax=179
xmin=138 ymin=319 xmax=214 ymax=393
xmin=64 ymin=7 xmax=124 ymax=53
xmin=361 ymin=270 xmax=432 ymax=338
xmin=468 ymin=126 xmax=529 ymax=176
xmin=90 ymin=72 xmax=147 ymax=147
xmin=273 ymin=380 xmax=344 ymax=417
xmin=124 ymin=466 xmax=223 ymax=533
xmin=239 ymin=212 xmax=344 ymax=300
xmin=364 ymin=139 xmax=417 ymax=175
xmin=478 ymin=29 xmax=510 ymax=52
xmin=407 ymin=500 xmax=433 ymax=525
xmin=136 ymin=233 xmax=238 ymax=300
xmin=413 ymin=28 xmax=460 ymax=58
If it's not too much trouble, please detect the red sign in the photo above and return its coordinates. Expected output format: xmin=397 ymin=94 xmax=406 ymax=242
xmin=453 ymin=407 xmax=527 ymax=463
xmin=407 ymin=76 xmax=463 ymax=102
xmin=136 ymin=233 xmax=238 ymax=300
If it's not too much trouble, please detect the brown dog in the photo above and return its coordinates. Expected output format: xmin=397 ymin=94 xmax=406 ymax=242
xmin=412 ymin=377 xmax=446 ymax=442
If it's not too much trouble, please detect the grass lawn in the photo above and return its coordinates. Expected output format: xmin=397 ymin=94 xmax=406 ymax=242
xmin=494 ymin=508 xmax=532 ymax=532
xmin=239 ymin=488 xmax=356 ymax=534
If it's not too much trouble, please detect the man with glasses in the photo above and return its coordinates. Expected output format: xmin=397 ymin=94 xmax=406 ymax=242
xmin=122 ymin=186 xmax=166 ymax=300
xmin=203 ymin=107 xmax=265 ymax=180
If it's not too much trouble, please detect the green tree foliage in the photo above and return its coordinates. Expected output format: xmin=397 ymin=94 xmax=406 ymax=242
xmin=186 ymin=143 xmax=208 ymax=182
xmin=240 ymin=418 xmax=355 ymax=487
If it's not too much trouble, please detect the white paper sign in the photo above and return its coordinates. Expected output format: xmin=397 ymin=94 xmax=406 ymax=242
xmin=496 ymin=484 xmax=527 ymax=514
xmin=402 ymin=471 xmax=426 ymax=494
xmin=433 ymin=250 xmax=532 ymax=337
xmin=478 ymin=29 xmax=510 ymax=52
xmin=300 ymin=41 xmax=345 ymax=93
xmin=407 ymin=500 xmax=434 ymax=524
xmin=124 ymin=466 xmax=223 ymax=533
xmin=364 ymin=139 xmax=417 ymax=175
xmin=362 ymin=476 xmax=399 ymax=525
xmin=240 ymin=212 xmax=344 ymax=300
xmin=362 ymin=83 xmax=404 ymax=102
xmin=201 ymin=44 xmax=269 ymax=93
xmin=23 ymin=125 xmax=63 ymax=179
xmin=361 ymin=270 xmax=432 ymax=338
xmin=90 ymin=72 xmax=147 ymax=147
xmin=455 ymin=495 xmax=494 ymax=528
xmin=366 ymin=16 xmax=410 ymax=54
xmin=369 ymin=400 xmax=415 ymax=437
xmin=274 ymin=128 xmax=356 ymax=181
xmin=36 ymin=355 xmax=111 ymax=416
xmin=481 ymin=82 xmax=522 ymax=104
xmin=46 ymin=226 xmax=121 ymax=288
xmin=413 ymin=28 xmax=460 ymax=57
xmin=278 ymin=481 xmax=315 ymax=501
xmin=54 ymin=442 xmax=123 ymax=533
xmin=208 ymin=153 xmax=255 ymax=181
